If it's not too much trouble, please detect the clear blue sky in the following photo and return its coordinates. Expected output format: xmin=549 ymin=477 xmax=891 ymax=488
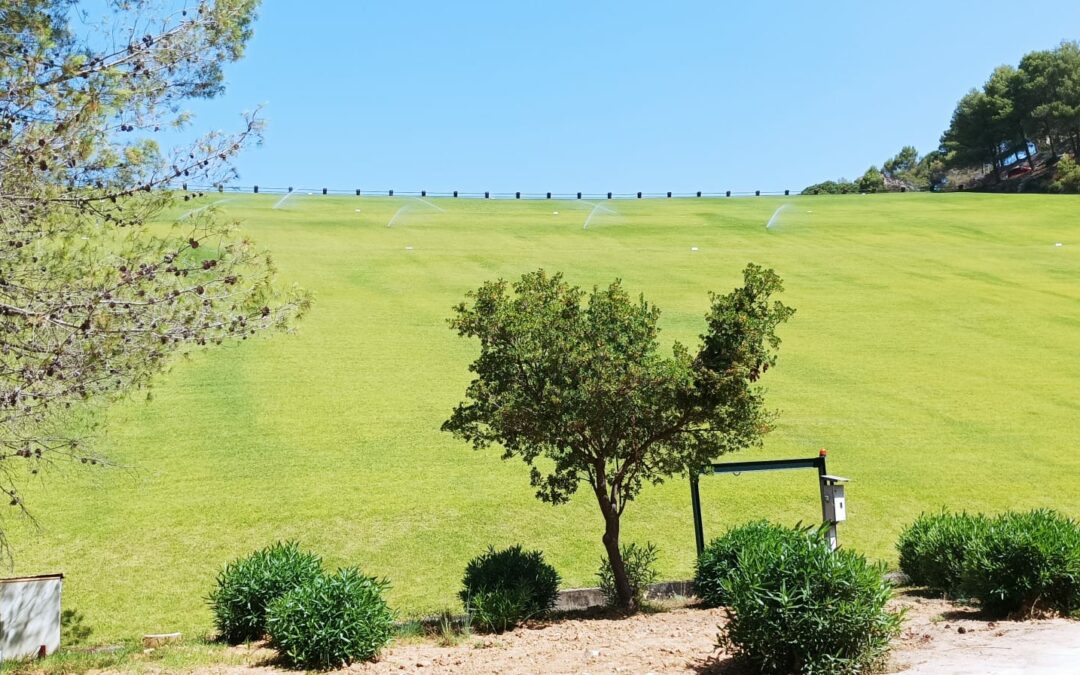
xmin=187 ymin=0 xmax=1080 ymax=193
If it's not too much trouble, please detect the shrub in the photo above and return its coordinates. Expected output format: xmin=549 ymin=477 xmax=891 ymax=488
xmin=717 ymin=524 xmax=903 ymax=674
xmin=695 ymin=521 xmax=805 ymax=608
xmin=208 ymin=541 xmax=324 ymax=644
xmin=266 ymin=567 xmax=394 ymax=668
xmin=597 ymin=542 xmax=659 ymax=609
xmin=460 ymin=545 xmax=560 ymax=633
xmin=962 ymin=509 xmax=1080 ymax=617
xmin=1050 ymin=154 xmax=1080 ymax=193
xmin=801 ymin=179 xmax=858 ymax=195
xmin=897 ymin=511 xmax=988 ymax=597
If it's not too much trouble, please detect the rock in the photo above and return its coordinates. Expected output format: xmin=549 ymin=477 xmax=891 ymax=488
xmin=884 ymin=571 xmax=912 ymax=586
xmin=958 ymin=626 xmax=967 ymax=634
xmin=142 ymin=632 xmax=181 ymax=648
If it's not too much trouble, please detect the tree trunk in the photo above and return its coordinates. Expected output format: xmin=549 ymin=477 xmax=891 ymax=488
xmin=595 ymin=489 xmax=636 ymax=611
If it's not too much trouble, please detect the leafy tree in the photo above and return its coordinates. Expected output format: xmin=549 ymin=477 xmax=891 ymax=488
xmin=800 ymin=179 xmax=858 ymax=195
xmin=942 ymin=89 xmax=1001 ymax=175
xmin=856 ymin=166 xmax=885 ymax=193
xmin=443 ymin=264 xmax=794 ymax=610
xmin=0 ymin=0 xmax=306 ymax=544
xmin=883 ymin=146 xmax=919 ymax=177
xmin=1050 ymin=154 xmax=1080 ymax=193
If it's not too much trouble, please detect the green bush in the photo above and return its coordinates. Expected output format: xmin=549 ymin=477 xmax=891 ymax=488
xmin=801 ymin=179 xmax=859 ymax=195
xmin=1050 ymin=154 xmax=1080 ymax=193
xmin=266 ymin=567 xmax=394 ymax=668
xmin=897 ymin=511 xmax=988 ymax=596
xmin=717 ymin=524 xmax=903 ymax=674
xmin=208 ymin=541 xmax=324 ymax=644
xmin=962 ymin=509 xmax=1080 ymax=617
xmin=597 ymin=542 xmax=659 ymax=609
xmin=695 ymin=521 xmax=805 ymax=607
xmin=460 ymin=545 xmax=560 ymax=633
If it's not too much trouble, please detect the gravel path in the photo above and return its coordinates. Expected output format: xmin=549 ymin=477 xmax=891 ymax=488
xmin=167 ymin=594 xmax=1080 ymax=675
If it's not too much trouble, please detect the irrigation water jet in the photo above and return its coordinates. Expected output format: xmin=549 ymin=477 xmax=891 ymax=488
xmin=411 ymin=197 xmax=445 ymax=212
xmin=386 ymin=204 xmax=411 ymax=228
xmin=765 ymin=204 xmax=791 ymax=229
xmin=179 ymin=199 xmax=231 ymax=220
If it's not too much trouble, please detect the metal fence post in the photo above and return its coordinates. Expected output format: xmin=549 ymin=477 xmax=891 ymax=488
xmin=691 ymin=473 xmax=705 ymax=556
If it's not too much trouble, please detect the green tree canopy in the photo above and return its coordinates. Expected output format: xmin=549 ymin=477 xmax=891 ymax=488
xmin=443 ymin=264 xmax=794 ymax=609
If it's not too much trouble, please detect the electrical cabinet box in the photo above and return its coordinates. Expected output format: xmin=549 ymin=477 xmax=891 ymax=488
xmin=0 ymin=574 xmax=63 ymax=661
xmin=823 ymin=484 xmax=846 ymax=523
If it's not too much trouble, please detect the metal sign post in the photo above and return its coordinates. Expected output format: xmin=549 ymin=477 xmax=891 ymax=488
xmin=690 ymin=450 xmax=849 ymax=554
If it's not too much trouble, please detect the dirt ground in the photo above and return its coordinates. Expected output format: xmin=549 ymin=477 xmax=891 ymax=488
xmin=180 ymin=593 xmax=1080 ymax=675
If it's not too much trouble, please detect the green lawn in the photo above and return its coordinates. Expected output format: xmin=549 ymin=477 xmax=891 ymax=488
xmin=10 ymin=192 xmax=1080 ymax=641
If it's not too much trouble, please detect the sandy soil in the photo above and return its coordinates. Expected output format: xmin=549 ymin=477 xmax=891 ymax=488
xmin=176 ymin=593 xmax=1080 ymax=675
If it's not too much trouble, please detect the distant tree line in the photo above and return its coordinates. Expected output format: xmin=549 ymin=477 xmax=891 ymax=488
xmin=804 ymin=41 xmax=1080 ymax=194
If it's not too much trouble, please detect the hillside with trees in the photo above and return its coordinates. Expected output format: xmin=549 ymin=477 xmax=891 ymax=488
xmin=805 ymin=41 xmax=1080 ymax=194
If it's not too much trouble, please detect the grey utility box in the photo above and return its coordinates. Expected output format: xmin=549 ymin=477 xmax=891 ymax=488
xmin=0 ymin=574 xmax=63 ymax=661
xmin=822 ymin=482 xmax=847 ymax=523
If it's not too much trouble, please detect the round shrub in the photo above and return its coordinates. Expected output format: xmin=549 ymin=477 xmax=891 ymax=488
xmin=460 ymin=545 xmax=560 ymax=633
xmin=897 ymin=511 xmax=988 ymax=597
xmin=696 ymin=521 xmax=804 ymax=607
xmin=266 ymin=567 xmax=394 ymax=668
xmin=208 ymin=541 xmax=324 ymax=644
xmin=717 ymin=524 xmax=903 ymax=674
xmin=962 ymin=509 xmax=1080 ymax=617
xmin=597 ymin=542 xmax=659 ymax=609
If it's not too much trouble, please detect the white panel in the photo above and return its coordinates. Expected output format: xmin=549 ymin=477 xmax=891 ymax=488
xmin=0 ymin=576 xmax=62 ymax=661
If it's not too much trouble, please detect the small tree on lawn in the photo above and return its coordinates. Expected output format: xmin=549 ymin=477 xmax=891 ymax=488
xmin=443 ymin=263 xmax=794 ymax=611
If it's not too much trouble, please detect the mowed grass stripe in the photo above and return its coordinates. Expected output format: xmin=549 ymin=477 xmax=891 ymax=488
xmin=8 ymin=193 xmax=1079 ymax=640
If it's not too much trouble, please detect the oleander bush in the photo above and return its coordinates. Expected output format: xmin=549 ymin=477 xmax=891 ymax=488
xmin=266 ymin=567 xmax=394 ymax=669
xmin=208 ymin=541 xmax=324 ymax=644
xmin=897 ymin=511 xmax=989 ymax=597
xmin=717 ymin=524 xmax=903 ymax=674
xmin=597 ymin=542 xmax=659 ymax=610
xmin=961 ymin=509 xmax=1080 ymax=617
xmin=460 ymin=545 xmax=560 ymax=633
xmin=695 ymin=520 xmax=806 ymax=608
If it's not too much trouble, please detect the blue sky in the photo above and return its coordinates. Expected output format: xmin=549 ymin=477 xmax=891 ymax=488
xmin=187 ymin=0 xmax=1080 ymax=193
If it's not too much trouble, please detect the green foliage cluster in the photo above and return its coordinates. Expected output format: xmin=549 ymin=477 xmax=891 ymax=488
xmin=964 ymin=510 xmax=1080 ymax=617
xmin=942 ymin=42 xmax=1080 ymax=179
xmin=597 ymin=543 xmax=659 ymax=609
xmin=898 ymin=509 xmax=1080 ymax=617
xmin=266 ymin=568 xmax=394 ymax=669
xmin=801 ymin=179 xmax=859 ymax=195
xmin=1050 ymin=154 xmax=1080 ymax=193
xmin=0 ymin=0 xmax=306 ymax=539
xmin=803 ymin=147 xmax=948 ymax=194
xmin=694 ymin=520 xmax=805 ymax=607
xmin=208 ymin=542 xmax=324 ymax=644
xmin=897 ymin=512 xmax=989 ymax=597
xmin=459 ymin=545 xmax=560 ymax=633
xmin=714 ymin=522 xmax=902 ymax=675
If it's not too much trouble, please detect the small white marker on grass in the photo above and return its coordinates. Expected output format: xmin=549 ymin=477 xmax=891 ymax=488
xmin=553 ymin=211 xmax=559 ymax=215
xmin=405 ymin=246 xmax=414 ymax=251
xmin=1055 ymin=242 xmax=1063 ymax=247
xmin=691 ymin=246 xmax=699 ymax=252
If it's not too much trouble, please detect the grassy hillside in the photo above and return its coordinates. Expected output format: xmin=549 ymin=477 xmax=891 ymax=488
xmin=10 ymin=192 xmax=1079 ymax=641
